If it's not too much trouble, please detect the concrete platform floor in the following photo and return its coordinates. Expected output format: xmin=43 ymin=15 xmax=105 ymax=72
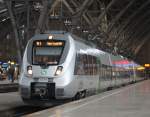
xmin=26 ymin=79 xmax=150 ymax=117
xmin=0 ymin=92 xmax=24 ymax=111
xmin=0 ymin=80 xmax=18 ymax=93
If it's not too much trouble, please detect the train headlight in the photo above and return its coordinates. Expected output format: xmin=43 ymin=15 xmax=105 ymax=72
xmin=48 ymin=35 xmax=53 ymax=40
xmin=27 ymin=66 xmax=32 ymax=75
xmin=55 ymin=66 xmax=63 ymax=76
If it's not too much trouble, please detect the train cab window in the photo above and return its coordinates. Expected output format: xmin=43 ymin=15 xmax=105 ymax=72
xmin=32 ymin=40 xmax=65 ymax=65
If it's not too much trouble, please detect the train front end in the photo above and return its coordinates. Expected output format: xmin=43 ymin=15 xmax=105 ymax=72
xmin=19 ymin=32 xmax=76 ymax=103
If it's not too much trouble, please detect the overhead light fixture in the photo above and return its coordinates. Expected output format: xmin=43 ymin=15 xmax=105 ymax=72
xmin=144 ymin=64 xmax=150 ymax=67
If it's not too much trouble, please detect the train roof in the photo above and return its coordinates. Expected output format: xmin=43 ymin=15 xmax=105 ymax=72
xmin=29 ymin=31 xmax=131 ymax=66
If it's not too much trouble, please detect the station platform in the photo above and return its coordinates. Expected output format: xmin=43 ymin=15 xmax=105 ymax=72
xmin=26 ymin=79 xmax=150 ymax=117
xmin=0 ymin=80 xmax=18 ymax=93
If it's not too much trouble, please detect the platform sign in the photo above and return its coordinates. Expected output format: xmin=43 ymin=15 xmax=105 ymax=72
xmin=2 ymin=63 xmax=9 ymax=68
xmin=144 ymin=64 xmax=150 ymax=67
xmin=137 ymin=66 xmax=145 ymax=71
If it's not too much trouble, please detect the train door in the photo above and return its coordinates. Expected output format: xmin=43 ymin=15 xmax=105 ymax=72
xmin=109 ymin=66 xmax=113 ymax=88
xmin=112 ymin=66 xmax=117 ymax=87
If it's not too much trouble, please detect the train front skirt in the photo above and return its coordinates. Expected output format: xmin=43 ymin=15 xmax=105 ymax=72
xmin=31 ymin=82 xmax=55 ymax=100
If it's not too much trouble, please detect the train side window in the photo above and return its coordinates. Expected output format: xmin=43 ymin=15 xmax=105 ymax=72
xmin=74 ymin=54 xmax=79 ymax=75
xmin=102 ymin=65 xmax=105 ymax=79
xmin=75 ymin=53 xmax=90 ymax=75
xmin=74 ymin=54 xmax=84 ymax=75
xmin=93 ymin=56 xmax=98 ymax=75
xmin=79 ymin=54 xmax=85 ymax=75
xmin=101 ymin=64 xmax=105 ymax=79
xmin=85 ymin=55 xmax=91 ymax=75
xmin=93 ymin=56 xmax=95 ymax=75
xmin=83 ymin=55 xmax=88 ymax=74
xmin=86 ymin=55 xmax=90 ymax=75
xmin=96 ymin=58 xmax=101 ymax=75
xmin=87 ymin=55 xmax=91 ymax=75
xmin=89 ymin=55 xmax=94 ymax=75
xmin=74 ymin=54 xmax=100 ymax=76
xmin=91 ymin=56 xmax=94 ymax=75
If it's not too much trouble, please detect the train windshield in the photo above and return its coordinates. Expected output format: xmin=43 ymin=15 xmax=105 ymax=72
xmin=32 ymin=40 xmax=65 ymax=65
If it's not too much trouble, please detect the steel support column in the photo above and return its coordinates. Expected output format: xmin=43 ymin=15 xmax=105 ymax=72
xmin=62 ymin=0 xmax=92 ymax=29
xmin=25 ymin=1 xmax=30 ymax=41
xmin=5 ymin=0 xmax=22 ymax=64
xmin=134 ymin=35 xmax=150 ymax=55
xmin=94 ymin=0 xmax=118 ymax=26
xmin=112 ymin=1 xmax=150 ymax=44
xmin=117 ymin=9 xmax=150 ymax=49
xmin=35 ymin=0 xmax=49 ymax=34
xmin=107 ymin=0 xmax=136 ymax=33
xmin=120 ymin=12 xmax=150 ymax=49
xmin=120 ymin=19 xmax=150 ymax=56
xmin=73 ymin=0 xmax=93 ymax=17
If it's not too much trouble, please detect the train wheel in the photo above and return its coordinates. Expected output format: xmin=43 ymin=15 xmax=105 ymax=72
xmin=81 ymin=90 xmax=86 ymax=98
xmin=73 ymin=90 xmax=87 ymax=101
xmin=75 ymin=93 xmax=81 ymax=100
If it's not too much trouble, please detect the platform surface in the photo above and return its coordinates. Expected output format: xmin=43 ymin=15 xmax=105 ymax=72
xmin=26 ymin=80 xmax=150 ymax=117
xmin=0 ymin=92 xmax=23 ymax=111
xmin=0 ymin=80 xmax=18 ymax=93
